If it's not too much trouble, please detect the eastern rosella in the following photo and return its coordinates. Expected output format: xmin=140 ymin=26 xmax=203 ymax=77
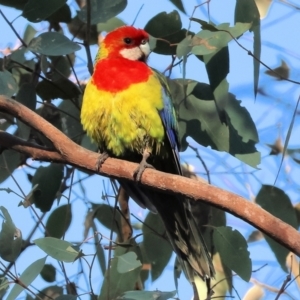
xmin=81 ymin=26 xmax=215 ymax=286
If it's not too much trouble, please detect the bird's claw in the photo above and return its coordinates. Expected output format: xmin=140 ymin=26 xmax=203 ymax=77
xmin=96 ymin=151 xmax=109 ymax=171
xmin=134 ymin=162 xmax=155 ymax=181
xmin=134 ymin=149 xmax=155 ymax=181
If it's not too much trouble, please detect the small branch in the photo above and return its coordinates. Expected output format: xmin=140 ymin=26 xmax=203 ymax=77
xmin=0 ymin=9 xmax=27 ymax=48
xmin=117 ymin=187 xmax=132 ymax=242
xmin=1 ymin=96 xmax=300 ymax=256
xmin=85 ymin=0 xmax=94 ymax=75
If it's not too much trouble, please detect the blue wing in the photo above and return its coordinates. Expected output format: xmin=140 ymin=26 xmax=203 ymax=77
xmin=155 ymin=73 xmax=182 ymax=175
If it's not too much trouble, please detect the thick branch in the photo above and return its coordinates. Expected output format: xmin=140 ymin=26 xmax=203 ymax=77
xmin=1 ymin=96 xmax=300 ymax=256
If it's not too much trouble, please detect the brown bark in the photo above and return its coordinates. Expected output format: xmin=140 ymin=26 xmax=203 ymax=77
xmin=1 ymin=96 xmax=300 ymax=256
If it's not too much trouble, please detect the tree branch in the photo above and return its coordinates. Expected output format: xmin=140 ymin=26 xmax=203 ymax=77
xmin=1 ymin=96 xmax=300 ymax=256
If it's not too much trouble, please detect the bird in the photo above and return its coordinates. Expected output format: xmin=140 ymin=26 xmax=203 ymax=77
xmin=80 ymin=25 xmax=215 ymax=291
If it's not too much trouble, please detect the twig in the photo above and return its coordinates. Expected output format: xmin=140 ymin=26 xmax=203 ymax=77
xmin=0 ymin=9 xmax=27 ymax=47
xmin=85 ymin=0 xmax=93 ymax=75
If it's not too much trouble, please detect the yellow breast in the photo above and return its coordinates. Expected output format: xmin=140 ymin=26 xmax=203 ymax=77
xmin=80 ymin=74 xmax=165 ymax=156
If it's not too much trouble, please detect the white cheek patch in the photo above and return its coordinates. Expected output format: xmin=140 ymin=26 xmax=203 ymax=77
xmin=120 ymin=43 xmax=150 ymax=61
xmin=120 ymin=47 xmax=143 ymax=60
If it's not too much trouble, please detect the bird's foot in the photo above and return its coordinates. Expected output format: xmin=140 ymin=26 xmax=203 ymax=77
xmin=96 ymin=151 xmax=109 ymax=171
xmin=134 ymin=149 xmax=155 ymax=181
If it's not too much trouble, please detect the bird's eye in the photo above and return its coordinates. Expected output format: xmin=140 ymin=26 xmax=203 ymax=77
xmin=141 ymin=39 xmax=148 ymax=45
xmin=124 ymin=37 xmax=132 ymax=44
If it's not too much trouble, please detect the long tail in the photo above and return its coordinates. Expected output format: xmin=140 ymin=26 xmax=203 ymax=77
xmin=119 ymin=180 xmax=215 ymax=281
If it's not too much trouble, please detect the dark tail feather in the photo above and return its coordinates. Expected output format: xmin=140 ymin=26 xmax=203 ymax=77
xmin=120 ymin=181 xmax=215 ymax=281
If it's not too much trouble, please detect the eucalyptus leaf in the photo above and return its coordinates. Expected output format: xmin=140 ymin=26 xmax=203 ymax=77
xmin=142 ymin=212 xmax=173 ymax=281
xmin=256 ymin=185 xmax=297 ymax=271
xmin=36 ymin=78 xmax=81 ymax=100
xmin=28 ymin=32 xmax=81 ymax=56
xmin=98 ymin=251 xmax=141 ymax=300
xmin=55 ymin=295 xmax=77 ymax=300
xmin=0 ymin=150 xmax=21 ymax=184
xmin=47 ymin=4 xmax=71 ymax=23
xmin=34 ymin=237 xmax=80 ymax=262
xmin=169 ymin=0 xmax=185 ymax=13
xmin=122 ymin=290 xmax=176 ymax=300
xmin=31 ymin=163 xmax=64 ymax=212
xmin=145 ymin=10 xmax=187 ymax=55
xmin=16 ymin=83 xmax=36 ymax=140
xmin=78 ymin=0 xmax=127 ymax=24
xmin=46 ymin=204 xmax=72 ymax=238
xmin=6 ymin=257 xmax=46 ymax=300
xmin=214 ymin=226 xmax=251 ymax=282
xmin=192 ymin=22 xmax=251 ymax=56
xmin=0 ymin=206 xmax=22 ymax=262
xmin=0 ymin=277 xmax=9 ymax=298
xmin=40 ymin=264 xmax=56 ymax=282
xmin=0 ymin=70 xmax=18 ymax=97
xmin=168 ymin=79 xmax=260 ymax=167
xmin=235 ymin=0 xmax=261 ymax=97
xmin=23 ymin=0 xmax=66 ymax=22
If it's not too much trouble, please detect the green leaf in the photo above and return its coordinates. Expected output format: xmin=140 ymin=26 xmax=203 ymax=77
xmin=46 ymin=204 xmax=72 ymax=239
xmin=169 ymin=0 xmax=185 ymax=13
xmin=256 ymin=185 xmax=297 ymax=271
xmin=203 ymin=46 xmax=229 ymax=95
xmin=142 ymin=212 xmax=173 ymax=281
xmin=169 ymin=79 xmax=260 ymax=167
xmin=97 ymin=17 xmax=126 ymax=32
xmin=0 ymin=206 xmax=22 ymax=262
xmin=58 ymin=100 xmax=84 ymax=142
xmin=28 ymin=32 xmax=81 ymax=56
xmin=171 ymin=79 xmax=229 ymax=151
xmin=214 ymin=226 xmax=251 ymax=282
xmin=192 ymin=22 xmax=251 ymax=56
xmin=122 ymin=290 xmax=176 ymax=300
xmin=31 ymin=163 xmax=64 ymax=212
xmin=9 ymin=47 xmax=27 ymax=65
xmin=234 ymin=0 xmax=260 ymax=31
xmin=67 ymin=15 xmax=99 ymax=44
xmin=0 ymin=0 xmax=27 ymax=9
xmin=78 ymin=0 xmax=127 ymax=24
xmin=0 ymin=150 xmax=21 ymax=184
xmin=40 ymin=264 xmax=56 ymax=282
xmin=176 ymin=35 xmax=193 ymax=58
xmin=15 ymin=83 xmax=37 ymax=140
xmin=0 ymin=277 xmax=9 ymax=298
xmin=47 ymin=4 xmax=71 ymax=23
xmin=48 ymin=55 xmax=72 ymax=81
xmin=0 ymin=70 xmax=18 ymax=97
xmin=190 ymin=18 xmax=219 ymax=31
xmin=6 ymin=257 xmax=46 ymax=300
xmin=93 ymin=203 xmax=122 ymax=234
xmin=36 ymin=78 xmax=81 ymax=100
xmin=226 ymin=93 xmax=259 ymax=143
xmin=23 ymin=0 xmax=66 ymax=22
xmin=55 ymin=295 xmax=77 ymax=300
xmin=144 ymin=10 xmax=186 ymax=55
xmin=98 ymin=251 xmax=142 ymax=300
xmin=34 ymin=237 xmax=79 ymax=262
xmin=35 ymin=286 xmax=63 ymax=299
xmin=117 ymin=252 xmax=142 ymax=273
xmin=235 ymin=0 xmax=261 ymax=97
xmin=23 ymin=24 xmax=37 ymax=45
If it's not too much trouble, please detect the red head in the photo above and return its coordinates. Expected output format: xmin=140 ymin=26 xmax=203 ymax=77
xmin=99 ymin=26 xmax=150 ymax=61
